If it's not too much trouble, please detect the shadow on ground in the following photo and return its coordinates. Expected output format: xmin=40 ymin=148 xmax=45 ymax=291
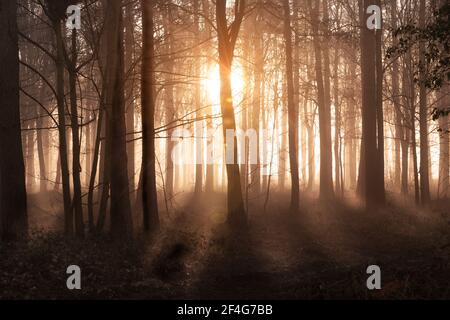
xmin=1 ymin=191 xmax=449 ymax=299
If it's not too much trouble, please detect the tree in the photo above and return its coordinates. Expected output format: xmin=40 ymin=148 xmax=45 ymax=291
xmin=141 ymin=0 xmax=160 ymax=233
xmin=391 ymin=0 xmax=402 ymax=190
xmin=125 ymin=1 xmax=136 ymax=195
xmin=44 ymin=0 xmax=74 ymax=236
xmin=359 ymin=0 xmax=385 ymax=208
xmin=418 ymin=0 xmax=431 ymax=205
xmin=216 ymin=0 xmax=247 ymax=227
xmin=438 ymin=85 xmax=449 ymax=198
xmin=104 ymin=0 xmax=133 ymax=238
xmin=67 ymin=28 xmax=85 ymax=238
xmin=0 ymin=0 xmax=28 ymax=241
xmin=374 ymin=0 xmax=385 ymax=205
xmin=163 ymin=3 xmax=176 ymax=201
xmin=308 ymin=0 xmax=334 ymax=200
xmin=284 ymin=0 xmax=300 ymax=212
xmin=389 ymin=2 xmax=449 ymax=118
xmin=251 ymin=4 xmax=262 ymax=195
xmin=193 ymin=0 xmax=204 ymax=196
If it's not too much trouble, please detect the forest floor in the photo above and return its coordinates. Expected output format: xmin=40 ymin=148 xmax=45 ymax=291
xmin=1 ymin=191 xmax=449 ymax=299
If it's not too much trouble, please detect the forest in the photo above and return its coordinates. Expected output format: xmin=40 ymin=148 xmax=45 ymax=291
xmin=0 ymin=0 xmax=449 ymax=299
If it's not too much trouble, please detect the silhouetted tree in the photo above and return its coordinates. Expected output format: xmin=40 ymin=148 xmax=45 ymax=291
xmin=141 ymin=0 xmax=160 ymax=233
xmin=216 ymin=0 xmax=247 ymax=227
xmin=0 ymin=0 xmax=28 ymax=241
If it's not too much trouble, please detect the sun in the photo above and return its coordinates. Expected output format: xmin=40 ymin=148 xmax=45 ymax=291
xmin=202 ymin=64 xmax=245 ymax=106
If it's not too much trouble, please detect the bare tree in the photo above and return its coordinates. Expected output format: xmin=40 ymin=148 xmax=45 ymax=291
xmin=359 ymin=0 xmax=385 ymax=208
xmin=418 ymin=0 xmax=431 ymax=205
xmin=216 ymin=0 xmax=247 ymax=227
xmin=0 ymin=0 xmax=28 ymax=241
xmin=141 ymin=0 xmax=160 ymax=232
xmin=283 ymin=0 xmax=300 ymax=212
xmin=104 ymin=0 xmax=133 ymax=238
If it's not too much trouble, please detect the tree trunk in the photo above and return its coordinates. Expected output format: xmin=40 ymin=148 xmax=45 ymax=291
xmin=251 ymin=12 xmax=262 ymax=195
xmin=88 ymin=105 xmax=103 ymax=232
xmin=0 ymin=0 xmax=28 ymax=241
xmin=360 ymin=0 xmax=384 ymax=208
xmin=333 ymin=43 xmax=342 ymax=196
xmin=391 ymin=1 xmax=402 ymax=190
xmin=104 ymin=0 xmax=133 ymax=238
xmin=68 ymin=29 xmax=84 ymax=238
xmin=407 ymin=51 xmax=420 ymax=204
xmin=54 ymin=19 xmax=73 ymax=236
xmin=438 ymin=85 xmax=449 ymax=198
xmin=193 ymin=0 xmax=203 ymax=196
xmin=164 ymin=4 xmax=175 ymax=201
xmin=36 ymin=98 xmax=47 ymax=193
xmin=375 ymin=0 xmax=385 ymax=204
xmin=141 ymin=0 xmax=160 ymax=233
xmin=278 ymin=76 xmax=286 ymax=191
xmin=202 ymin=0 xmax=215 ymax=193
xmin=125 ymin=2 xmax=136 ymax=194
xmin=216 ymin=0 xmax=247 ymax=227
xmin=284 ymin=0 xmax=300 ymax=212
xmin=418 ymin=0 xmax=430 ymax=205
xmin=401 ymin=60 xmax=410 ymax=194
xmin=25 ymin=111 xmax=36 ymax=191
xmin=309 ymin=0 xmax=334 ymax=200
xmin=345 ymin=56 xmax=357 ymax=190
